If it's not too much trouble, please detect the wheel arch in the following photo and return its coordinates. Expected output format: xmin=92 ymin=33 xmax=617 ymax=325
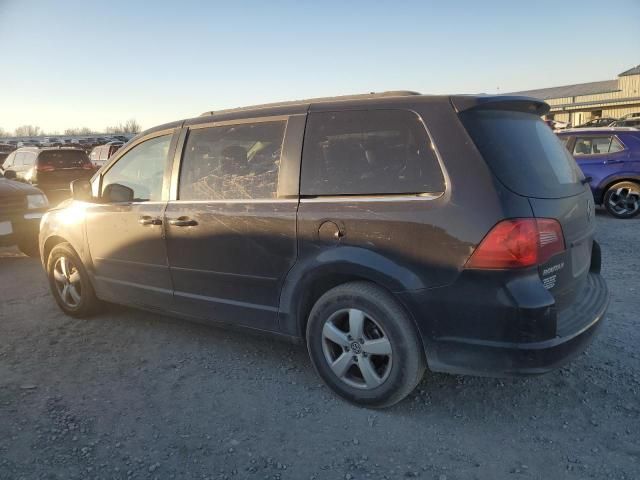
xmin=277 ymin=247 xmax=426 ymax=344
xmin=42 ymin=235 xmax=69 ymax=266
xmin=596 ymin=174 xmax=640 ymax=204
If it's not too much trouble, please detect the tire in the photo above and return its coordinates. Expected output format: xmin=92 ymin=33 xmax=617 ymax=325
xmin=17 ymin=238 xmax=39 ymax=257
xmin=46 ymin=242 xmax=100 ymax=318
xmin=603 ymin=181 xmax=640 ymax=219
xmin=306 ymin=281 xmax=426 ymax=408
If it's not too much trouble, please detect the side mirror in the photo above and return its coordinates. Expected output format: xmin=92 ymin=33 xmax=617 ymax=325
xmin=3 ymin=170 xmax=16 ymax=180
xmin=103 ymin=183 xmax=134 ymax=203
xmin=70 ymin=179 xmax=92 ymax=201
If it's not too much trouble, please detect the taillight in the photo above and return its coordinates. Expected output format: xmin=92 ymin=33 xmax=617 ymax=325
xmin=36 ymin=164 xmax=55 ymax=172
xmin=465 ymin=218 xmax=565 ymax=269
xmin=82 ymin=163 xmax=94 ymax=170
xmin=536 ymin=219 xmax=565 ymax=264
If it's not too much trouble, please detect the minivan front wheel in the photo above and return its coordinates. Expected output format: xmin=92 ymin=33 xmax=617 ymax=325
xmin=47 ymin=242 xmax=100 ymax=317
xmin=604 ymin=181 xmax=640 ymax=218
xmin=306 ymin=281 xmax=425 ymax=408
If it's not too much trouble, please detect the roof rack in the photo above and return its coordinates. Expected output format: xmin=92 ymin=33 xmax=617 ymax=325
xmin=199 ymin=90 xmax=422 ymax=117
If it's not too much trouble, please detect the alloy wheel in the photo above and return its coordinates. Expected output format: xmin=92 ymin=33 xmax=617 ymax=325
xmin=321 ymin=308 xmax=393 ymax=389
xmin=53 ymin=256 xmax=82 ymax=308
xmin=608 ymin=185 xmax=640 ymax=216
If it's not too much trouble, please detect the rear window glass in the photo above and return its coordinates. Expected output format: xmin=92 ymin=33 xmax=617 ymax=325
xmin=459 ymin=110 xmax=585 ymax=198
xmin=38 ymin=150 xmax=90 ymax=168
xmin=301 ymin=110 xmax=444 ymax=196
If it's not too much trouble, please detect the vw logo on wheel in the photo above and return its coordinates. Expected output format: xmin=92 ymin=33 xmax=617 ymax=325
xmin=350 ymin=342 xmax=362 ymax=354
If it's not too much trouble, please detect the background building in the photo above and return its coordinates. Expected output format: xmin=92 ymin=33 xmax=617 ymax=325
xmin=512 ymin=65 xmax=640 ymax=126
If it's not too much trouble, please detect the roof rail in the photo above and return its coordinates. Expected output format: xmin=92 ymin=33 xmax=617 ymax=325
xmin=560 ymin=127 xmax=639 ymax=133
xmin=199 ymin=90 xmax=422 ymax=117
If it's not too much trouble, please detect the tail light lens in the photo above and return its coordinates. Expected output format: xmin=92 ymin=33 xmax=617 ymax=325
xmin=36 ymin=164 xmax=55 ymax=172
xmin=465 ymin=218 xmax=565 ymax=269
xmin=82 ymin=163 xmax=94 ymax=170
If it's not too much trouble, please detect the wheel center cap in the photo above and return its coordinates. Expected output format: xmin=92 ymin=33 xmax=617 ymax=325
xmin=350 ymin=342 xmax=362 ymax=354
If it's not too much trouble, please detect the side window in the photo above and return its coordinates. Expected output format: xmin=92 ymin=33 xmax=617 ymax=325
xmin=178 ymin=120 xmax=286 ymax=201
xmin=609 ymin=137 xmax=624 ymax=153
xmin=301 ymin=109 xmax=445 ymax=196
xmin=573 ymin=136 xmax=612 ymax=155
xmin=14 ymin=152 xmax=25 ymax=166
xmin=24 ymin=153 xmax=36 ymax=167
xmin=101 ymin=134 xmax=172 ymax=202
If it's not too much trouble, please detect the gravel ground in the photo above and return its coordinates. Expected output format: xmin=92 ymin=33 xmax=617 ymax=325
xmin=1 ymin=210 xmax=639 ymax=480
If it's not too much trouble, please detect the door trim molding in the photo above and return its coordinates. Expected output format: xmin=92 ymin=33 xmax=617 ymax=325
xmin=174 ymin=290 xmax=279 ymax=312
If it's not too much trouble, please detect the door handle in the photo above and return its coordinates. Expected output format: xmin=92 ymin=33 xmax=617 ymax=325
xmin=139 ymin=216 xmax=162 ymax=226
xmin=167 ymin=216 xmax=198 ymax=227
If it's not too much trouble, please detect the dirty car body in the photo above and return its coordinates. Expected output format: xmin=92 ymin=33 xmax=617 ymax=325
xmin=39 ymin=92 xmax=609 ymax=406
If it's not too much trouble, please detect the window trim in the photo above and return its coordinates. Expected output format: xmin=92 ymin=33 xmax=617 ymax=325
xmin=170 ymin=116 xmax=290 ymax=202
xmin=299 ymin=108 xmax=448 ymax=198
xmin=610 ymin=135 xmax=626 ymax=153
xmin=572 ymin=135 xmax=627 ymax=156
xmin=97 ymin=128 xmax=178 ymax=202
xmin=299 ymin=192 xmax=443 ymax=203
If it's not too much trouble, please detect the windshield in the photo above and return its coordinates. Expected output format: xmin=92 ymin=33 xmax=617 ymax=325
xmin=460 ymin=109 xmax=585 ymax=198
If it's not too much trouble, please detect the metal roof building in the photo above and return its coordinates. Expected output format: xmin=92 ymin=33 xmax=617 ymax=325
xmin=510 ymin=64 xmax=640 ymax=126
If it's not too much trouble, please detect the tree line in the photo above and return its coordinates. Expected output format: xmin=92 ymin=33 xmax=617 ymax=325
xmin=0 ymin=119 xmax=142 ymax=138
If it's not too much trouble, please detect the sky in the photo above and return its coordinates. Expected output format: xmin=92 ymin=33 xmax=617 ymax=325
xmin=0 ymin=0 xmax=639 ymax=134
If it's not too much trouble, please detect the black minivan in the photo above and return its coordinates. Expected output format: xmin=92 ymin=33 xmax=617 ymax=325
xmin=39 ymin=92 xmax=608 ymax=407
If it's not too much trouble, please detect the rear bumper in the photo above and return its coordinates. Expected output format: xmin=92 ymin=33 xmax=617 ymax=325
xmin=402 ymin=272 xmax=609 ymax=377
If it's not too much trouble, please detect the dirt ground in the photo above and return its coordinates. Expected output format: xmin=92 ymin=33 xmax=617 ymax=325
xmin=1 ymin=210 xmax=639 ymax=480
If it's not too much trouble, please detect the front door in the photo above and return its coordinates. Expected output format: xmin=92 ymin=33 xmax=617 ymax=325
xmin=85 ymin=131 xmax=177 ymax=309
xmin=164 ymin=118 xmax=298 ymax=331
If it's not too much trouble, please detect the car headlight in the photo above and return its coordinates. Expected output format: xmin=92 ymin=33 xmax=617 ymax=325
xmin=26 ymin=194 xmax=49 ymax=209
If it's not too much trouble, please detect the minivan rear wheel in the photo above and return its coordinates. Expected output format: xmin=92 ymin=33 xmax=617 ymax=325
xmin=306 ymin=281 xmax=425 ymax=408
xmin=603 ymin=181 xmax=640 ymax=218
xmin=46 ymin=242 xmax=100 ymax=317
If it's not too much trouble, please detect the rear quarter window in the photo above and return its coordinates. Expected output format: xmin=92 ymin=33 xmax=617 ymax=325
xmin=459 ymin=110 xmax=585 ymax=198
xmin=301 ymin=109 xmax=445 ymax=196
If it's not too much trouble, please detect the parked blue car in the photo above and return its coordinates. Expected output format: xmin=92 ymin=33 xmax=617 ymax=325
xmin=557 ymin=128 xmax=640 ymax=218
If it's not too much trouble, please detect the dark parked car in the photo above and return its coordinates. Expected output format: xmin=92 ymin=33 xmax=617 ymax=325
xmin=575 ymin=117 xmax=616 ymax=128
xmin=0 ymin=172 xmax=48 ymax=256
xmin=611 ymin=118 xmax=640 ymax=128
xmin=0 ymin=143 xmax=17 ymax=153
xmin=557 ymin=127 xmax=640 ymax=218
xmin=1 ymin=147 xmax=95 ymax=205
xmin=620 ymin=112 xmax=640 ymax=120
xmin=89 ymin=142 xmax=123 ymax=168
xmin=39 ymin=92 xmax=608 ymax=407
